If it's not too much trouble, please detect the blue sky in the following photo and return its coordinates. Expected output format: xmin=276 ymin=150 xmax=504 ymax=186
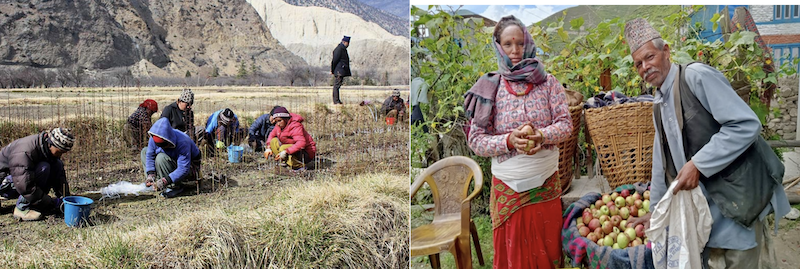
xmin=457 ymin=5 xmax=576 ymax=25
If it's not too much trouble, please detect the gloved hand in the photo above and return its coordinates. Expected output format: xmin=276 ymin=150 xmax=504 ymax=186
xmin=153 ymin=177 xmax=170 ymax=191
xmin=215 ymin=140 xmax=225 ymax=149
xmin=278 ymin=150 xmax=289 ymax=161
xmin=54 ymin=197 xmax=63 ymax=210
xmin=264 ymin=151 xmax=273 ymax=160
xmin=145 ymin=173 xmax=156 ymax=187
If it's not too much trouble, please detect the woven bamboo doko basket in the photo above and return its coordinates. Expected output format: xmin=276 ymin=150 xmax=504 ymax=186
xmin=557 ymin=103 xmax=584 ymax=194
xmin=584 ymin=102 xmax=655 ymax=189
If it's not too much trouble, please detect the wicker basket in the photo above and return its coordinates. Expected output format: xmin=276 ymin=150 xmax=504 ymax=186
xmin=557 ymin=103 xmax=583 ymax=194
xmin=584 ymin=102 xmax=655 ymax=189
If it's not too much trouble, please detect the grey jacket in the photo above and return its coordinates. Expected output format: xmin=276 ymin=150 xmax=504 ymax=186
xmin=0 ymin=132 xmax=69 ymax=206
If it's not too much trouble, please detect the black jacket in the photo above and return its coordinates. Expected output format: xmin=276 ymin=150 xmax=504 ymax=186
xmin=331 ymin=43 xmax=351 ymax=77
xmin=161 ymin=102 xmax=188 ymax=132
xmin=0 ymin=132 xmax=69 ymax=206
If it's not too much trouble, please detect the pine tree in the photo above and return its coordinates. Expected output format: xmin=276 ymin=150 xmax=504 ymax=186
xmin=237 ymin=62 xmax=248 ymax=78
xmin=185 ymin=70 xmax=192 ymax=78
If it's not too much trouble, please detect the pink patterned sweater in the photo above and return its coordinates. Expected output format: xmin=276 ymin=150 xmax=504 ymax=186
xmin=468 ymin=74 xmax=572 ymax=163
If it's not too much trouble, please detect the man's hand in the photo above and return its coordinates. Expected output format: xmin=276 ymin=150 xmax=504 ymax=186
xmin=673 ymin=160 xmax=701 ymax=195
xmin=629 ymin=212 xmax=652 ymax=230
xmin=145 ymin=173 xmax=156 ymax=187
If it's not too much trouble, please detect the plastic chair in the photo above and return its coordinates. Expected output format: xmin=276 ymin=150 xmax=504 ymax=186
xmin=410 ymin=156 xmax=485 ymax=269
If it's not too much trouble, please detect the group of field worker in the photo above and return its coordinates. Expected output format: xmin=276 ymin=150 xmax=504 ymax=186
xmin=0 ymin=88 xmax=318 ymax=221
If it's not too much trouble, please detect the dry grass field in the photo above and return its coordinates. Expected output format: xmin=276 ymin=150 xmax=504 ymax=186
xmin=0 ymin=86 xmax=409 ymax=268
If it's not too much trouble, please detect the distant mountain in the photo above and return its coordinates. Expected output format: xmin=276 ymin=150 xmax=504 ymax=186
xmin=536 ymin=5 xmax=681 ymax=29
xmin=277 ymin=0 xmax=407 ymax=37
xmin=357 ymin=0 xmax=409 ymax=19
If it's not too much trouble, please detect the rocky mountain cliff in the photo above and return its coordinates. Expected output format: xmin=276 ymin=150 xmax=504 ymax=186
xmin=358 ymin=0 xmax=408 ymax=19
xmin=0 ymin=0 xmax=305 ymax=77
xmin=248 ymin=0 xmax=408 ymax=81
xmin=274 ymin=0 xmax=407 ymax=37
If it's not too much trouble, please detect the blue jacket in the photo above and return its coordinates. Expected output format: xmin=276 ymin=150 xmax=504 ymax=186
xmin=248 ymin=114 xmax=274 ymax=138
xmin=145 ymin=118 xmax=201 ymax=183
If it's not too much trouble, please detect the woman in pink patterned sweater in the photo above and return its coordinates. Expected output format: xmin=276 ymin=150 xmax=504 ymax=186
xmin=464 ymin=15 xmax=572 ymax=269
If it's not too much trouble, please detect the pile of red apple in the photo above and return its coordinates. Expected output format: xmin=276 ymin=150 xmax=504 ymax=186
xmin=575 ymin=189 xmax=651 ymax=249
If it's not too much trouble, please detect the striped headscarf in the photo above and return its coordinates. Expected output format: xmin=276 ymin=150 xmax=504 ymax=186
xmin=492 ymin=18 xmax=547 ymax=84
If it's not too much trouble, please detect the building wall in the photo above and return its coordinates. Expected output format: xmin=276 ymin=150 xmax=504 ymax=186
xmin=767 ymin=75 xmax=800 ymax=140
xmin=752 ymin=5 xmax=800 ymax=36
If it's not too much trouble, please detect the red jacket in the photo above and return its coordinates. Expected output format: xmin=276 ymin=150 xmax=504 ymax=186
xmin=267 ymin=113 xmax=317 ymax=159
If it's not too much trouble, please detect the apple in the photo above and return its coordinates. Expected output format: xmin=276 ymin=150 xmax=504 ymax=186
xmin=608 ymin=205 xmax=618 ymax=216
xmin=620 ymin=189 xmax=630 ymax=198
xmin=583 ymin=212 xmax=593 ymax=225
xmin=577 ymin=221 xmax=585 ymax=228
xmin=594 ymin=227 xmax=604 ymax=238
xmin=602 ymin=194 xmax=612 ymax=204
xmin=603 ymin=235 xmax=614 ymax=247
xmin=625 ymin=227 xmax=637 ymax=240
xmin=583 ymin=208 xmax=592 ymax=214
xmin=579 ymin=226 xmax=590 ymax=237
xmin=626 ymin=221 xmax=634 ymax=228
xmin=606 ymin=201 xmax=615 ymax=209
xmin=611 ymin=192 xmax=619 ymax=201
xmin=638 ymin=209 xmax=647 ymax=219
xmin=635 ymin=224 xmax=645 ymax=238
xmin=612 ymin=243 xmax=621 ymax=249
xmin=617 ymin=233 xmax=630 ymax=248
xmin=632 ymin=192 xmax=642 ymax=201
xmin=588 ymin=219 xmax=601 ymax=231
xmin=643 ymin=190 xmax=650 ymax=200
xmin=614 ymin=196 xmax=626 ymax=208
xmin=626 ymin=196 xmax=635 ymax=207
xmin=590 ymin=204 xmax=596 ymax=210
xmin=610 ymin=215 xmax=621 ymax=228
xmin=600 ymin=205 xmax=610 ymax=216
xmin=597 ymin=237 xmax=604 ymax=246
xmin=632 ymin=237 xmax=643 ymax=246
xmin=643 ymin=200 xmax=651 ymax=212
xmin=593 ymin=209 xmax=602 ymax=218
xmin=586 ymin=233 xmax=598 ymax=242
xmin=634 ymin=199 xmax=643 ymax=209
xmin=619 ymin=220 xmax=627 ymax=229
xmin=630 ymin=206 xmax=639 ymax=217
xmin=599 ymin=215 xmax=609 ymax=223
xmin=601 ymin=221 xmax=613 ymax=234
xmin=619 ymin=207 xmax=630 ymax=219
xmin=595 ymin=199 xmax=605 ymax=209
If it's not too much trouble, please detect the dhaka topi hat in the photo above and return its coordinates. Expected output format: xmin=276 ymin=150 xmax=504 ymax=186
xmin=219 ymin=108 xmax=234 ymax=125
xmin=342 ymin=36 xmax=351 ymax=42
xmin=140 ymin=99 xmax=158 ymax=113
xmin=49 ymin=127 xmax=75 ymax=151
xmin=392 ymin=89 xmax=400 ymax=97
xmin=179 ymin=88 xmax=194 ymax=105
xmin=273 ymin=106 xmax=290 ymax=119
xmin=624 ymin=18 xmax=663 ymax=54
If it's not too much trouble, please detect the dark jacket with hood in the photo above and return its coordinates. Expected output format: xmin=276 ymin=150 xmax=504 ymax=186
xmin=145 ymin=118 xmax=202 ymax=184
xmin=161 ymin=102 xmax=191 ymax=132
xmin=0 ymin=132 xmax=69 ymax=207
xmin=331 ymin=43 xmax=351 ymax=77
xmin=248 ymin=113 xmax=275 ymax=140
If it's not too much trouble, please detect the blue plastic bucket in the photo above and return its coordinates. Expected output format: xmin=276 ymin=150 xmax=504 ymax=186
xmin=63 ymin=196 xmax=93 ymax=227
xmin=228 ymin=145 xmax=244 ymax=163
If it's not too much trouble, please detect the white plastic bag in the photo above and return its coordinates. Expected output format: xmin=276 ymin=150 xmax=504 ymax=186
xmin=646 ymin=181 xmax=713 ymax=269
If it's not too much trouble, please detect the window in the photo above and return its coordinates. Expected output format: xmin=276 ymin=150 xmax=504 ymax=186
xmin=795 ymin=5 xmax=799 ymax=17
xmin=774 ymin=5 xmax=800 ymax=21
xmin=785 ymin=5 xmax=790 ymax=18
xmin=770 ymin=44 xmax=800 ymax=71
xmin=776 ymin=5 xmax=781 ymax=19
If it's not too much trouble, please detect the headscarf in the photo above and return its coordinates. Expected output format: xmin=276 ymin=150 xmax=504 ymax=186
xmin=139 ymin=99 xmax=158 ymax=113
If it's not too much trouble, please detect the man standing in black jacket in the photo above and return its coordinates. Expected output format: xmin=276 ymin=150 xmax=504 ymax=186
xmin=331 ymin=36 xmax=351 ymax=105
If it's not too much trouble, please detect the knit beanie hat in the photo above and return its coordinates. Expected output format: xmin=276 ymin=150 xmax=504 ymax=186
xmin=140 ymin=99 xmax=158 ymax=113
xmin=219 ymin=108 xmax=234 ymax=125
xmin=179 ymin=89 xmax=194 ymax=105
xmin=49 ymin=128 xmax=75 ymax=151
xmin=272 ymin=106 xmax=290 ymax=119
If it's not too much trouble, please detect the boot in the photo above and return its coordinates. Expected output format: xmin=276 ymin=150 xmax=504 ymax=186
xmin=13 ymin=207 xmax=43 ymax=221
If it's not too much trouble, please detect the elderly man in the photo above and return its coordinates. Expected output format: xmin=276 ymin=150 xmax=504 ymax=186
xmin=142 ymin=118 xmax=202 ymax=198
xmin=381 ymin=89 xmax=406 ymax=123
xmin=331 ymin=35 xmax=351 ymax=105
xmin=0 ymin=128 xmax=75 ymax=221
xmin=625 ymin=18 xmax=789 ymax=268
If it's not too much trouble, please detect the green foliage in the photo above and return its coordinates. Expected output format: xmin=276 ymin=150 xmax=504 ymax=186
xmin=236 ymin=62 xmax=248 ymax=78
xmin=185 ymin=70 xmax=192 ymax=78
xmin=211 ymin=66 xmax=220 ymax=77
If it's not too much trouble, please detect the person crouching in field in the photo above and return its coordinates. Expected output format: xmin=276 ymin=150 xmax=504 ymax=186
xmin=248 ymin=106 xmax=279 ymax=152
xmin=381 ymin=89 xmax=407 ymax=123
xmin=0 ymin=128 xmax=75 ymax=221
xmin=198 ymin=108 xmax=246 ymax=155
xmin=161 ymin=88 xmax=196 ymax=142
xmin=126 ymin=99 xmax=158 ymax=149
xmin=141 ymin=118 xmax=202 ymax=198
xmin=265 ymin=106 xmax=317 ymax=170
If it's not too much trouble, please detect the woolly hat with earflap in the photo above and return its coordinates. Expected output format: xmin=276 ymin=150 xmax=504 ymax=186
xmin=219 ymin=108 xmax=234 ymax=125
xmin=392 ymin=89 xmax=400 ymax=97
xmin=179 ymin=89 xmax=194 ymax=105
xmin=272 ymin=106 xmax=290 ymax=119
xmin=49 ymin=127 xmax=75 ymax=151
xmin=140 ymin=99 xmax=158 ymax=113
